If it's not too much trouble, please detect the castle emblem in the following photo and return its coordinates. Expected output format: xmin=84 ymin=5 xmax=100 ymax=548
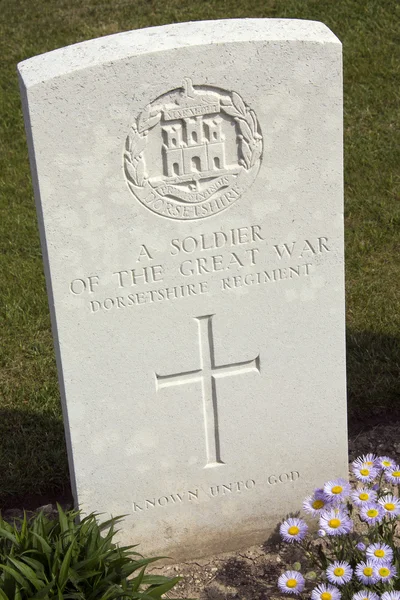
xmin=124 ymin=78 xmax=263 ymax=220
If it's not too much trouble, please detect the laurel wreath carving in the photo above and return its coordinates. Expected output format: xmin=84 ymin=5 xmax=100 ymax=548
xmin=124 ymin=91 xmax=262 ymax=189
xmin=220 ymin=92 xmax=263 ymax=170
xmin=124 ymin=105 xmax=161 ymax=188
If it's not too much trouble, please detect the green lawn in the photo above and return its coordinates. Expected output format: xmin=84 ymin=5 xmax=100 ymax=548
xmin=0 ymin=0 xmax=399 ymax=507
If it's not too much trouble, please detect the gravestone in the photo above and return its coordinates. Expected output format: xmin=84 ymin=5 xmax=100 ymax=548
xmin=18 ymin=19 xmax=347 ymax=561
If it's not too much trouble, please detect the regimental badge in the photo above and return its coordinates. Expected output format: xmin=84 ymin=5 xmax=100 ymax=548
xmin=124 ymin=78 xmax=263 ymax=221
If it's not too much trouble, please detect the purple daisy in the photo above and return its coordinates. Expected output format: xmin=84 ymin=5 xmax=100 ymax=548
xmin=377 ymin=456 xmax=395 ymax=470
xmin=352 ymin=458 xmax=378 ymax=483
xmin=279 ymin=517 xmax=308 ymax=543
xmin=378 ymin=493 xmax=400 ymax=517
xmin=359 ymin=503 xmax=385 ymax=525
xmin=375 ymin=563 xmax=396 ymax=582
xmin=311 ymin=583 xmax=341 ymax=600
xmin=303 ymin=489 xmax=332 ymax=516
xmin=326 ymin=561 xmax=353 ymax=585
xmin=351 ymin=487 xmax=377 ymax=507
xmin=352 ymin=592 xmax=379 ymax=600
xmin=384 ymin=465 xmax=400 ymax=484
xmin=319 ymin=507 xmax=353 ymax=536
xmin=355 ymin=561 xmax=378 ymax=585
xmin=324 ymin=479 xmax=351 ymax=502
xmin=381 ymin=593 xmax=400 ymax=600
xmin=277 ymin=571 xmax=305 ymax=595
xmin=354 ymin=453 xmax=377 ymax=466
xmin=366 ymin=542 xmax=394 ymax=564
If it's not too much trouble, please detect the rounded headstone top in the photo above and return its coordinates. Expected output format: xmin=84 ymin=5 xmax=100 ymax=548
xmin=17 ymin=19 xmax=340 ymax=88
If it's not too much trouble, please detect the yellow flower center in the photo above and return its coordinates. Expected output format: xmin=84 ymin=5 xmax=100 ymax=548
xmin=312 ymin=499 xmax=325 ymax=509
xmin=374 ymin=549 xmax=385 ymax=557
xmin=366 ymin=461 xmax=374 ymax=466
xmin=328 ymin=518 xmax=341 ymax=529
xmin=384 ymin=503 xmax=395 ymax=511
xmin=363 ymin=567 xmax=373 ymax=577
xmin=383 ymin=460 xmax=391 ymax=467
xmin=321 ymin=593 xmax=332 ymax=600
xmin=334 ymin=567 xmax=345 ymax=576
xmin=287 ymin=579 xmax=298 ymax=588
xmin=367 ymin=509 xmax=378 ymax=517
xmin=392 ymin=471 xmax=400 ymax=478
xmin=379 ymin=567 xmax=390 ymax=577
xmin=360 ymin=468 xmax=370 ymax=476
xmin=359 ymin=493 xmax=369 ymax=501
xmin=288 ymin=526 xmax=300 ymax=536
xmin=331 ymin=485 xmax=343 ymax=494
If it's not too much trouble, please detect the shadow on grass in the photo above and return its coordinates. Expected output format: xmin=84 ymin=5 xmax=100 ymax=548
xmin=0 ymin=408 xmax=72 ymax=511
xmin=347 ymin=329 xmax=400 ymax=435
xmin=0 ymin=328 xmax=398 ymax=511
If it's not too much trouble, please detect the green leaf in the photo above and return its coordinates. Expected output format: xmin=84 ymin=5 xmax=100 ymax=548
xmin=120 ymin=556 xmax=165 ymax=578
xmin=98 ymin=516 xmax=126 ymax=532
xmin=56 ymin=504 xmax=69 ymax=535
xmin=141 ymin=575 xmax=174 ymax=585
xmin=0 ymin=564 xmax=30 ymax=590
xmin=7 ymin=557 xmax=44 ymax=591
xmin=0 ymin=527 xmax=17 ymax=544
xmin=31 ymin=533 xmax=52 ymax=555
xmin=19 ymin=555 xmax=46 ymax=574
xmin=31 ymin=579 xmax=57 ymax=599
xmin=0 ymin=588 xmax=9 ymax=600
xmin=20 ymin=513 xmax=28 ymax=542
xmin=145 ymin=577 xmax=181 ymax=598
xmin=13 ymin=587 xmax=22 ymax=600
xmin=131 ymin=566 xmax=146 ymax=592
xmin=58 ymin=538 xmax=76 ymax=589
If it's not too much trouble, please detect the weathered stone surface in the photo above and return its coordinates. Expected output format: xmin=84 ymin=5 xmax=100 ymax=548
xmin=18 ymin=19 xmax=347 ymax=561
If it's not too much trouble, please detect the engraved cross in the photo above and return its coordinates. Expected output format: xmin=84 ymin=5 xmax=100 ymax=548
xmin=155 ymin=314 xmax=260 ymax=468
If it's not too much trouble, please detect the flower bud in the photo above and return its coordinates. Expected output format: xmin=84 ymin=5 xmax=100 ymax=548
xmin=356 ymin=542 xmax=366 ymax=551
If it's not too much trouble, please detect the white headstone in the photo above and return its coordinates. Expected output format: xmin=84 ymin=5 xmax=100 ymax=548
xmin=18 ymin=19 xmax=347 ymax=561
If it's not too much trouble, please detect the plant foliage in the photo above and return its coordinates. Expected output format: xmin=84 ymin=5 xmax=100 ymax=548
xmin=0 ymin=504 xmax=181 ymax=599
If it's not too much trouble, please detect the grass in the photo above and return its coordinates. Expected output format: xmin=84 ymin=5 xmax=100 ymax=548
xmin=0 ymin=0 xmax=399 ymax=507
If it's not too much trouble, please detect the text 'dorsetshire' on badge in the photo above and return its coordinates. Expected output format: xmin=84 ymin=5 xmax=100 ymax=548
xmin=124 ymin=78 xmax=263 ymax=220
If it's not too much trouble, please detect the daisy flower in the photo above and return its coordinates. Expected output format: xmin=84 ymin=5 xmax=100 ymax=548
xmin=279 ymin=517 xmax=308 ymax=543
xmin=355 ymin=561 xmax=378 ymax=585
xmin=326 ymin=561 xmax=353 ymax=585
xmin=352 ymin=591 xmax=379 ymax=600
xmin=303 ymin=489 xmax=332 ymax=516
xmin=378 ymin=493 xmax=400 ymax=517
xmin=354 ymin=453 xmax=377 ymax=467
xmin=381 ymin=593 xmax=400 ymax=600
xmin=384 ymin=465 xmax=400 ymax=484
xmin=311 ymin=583 xmax=341 ymax=600
xmin=324 ymin=479 xmax=351 ymax=502
xmin=375 ymin=563 xmax=396 ymax=582
xmin=366 ymin=542 xmax=394 ymax=564
xmin=277 ymin=571 xmax=305 ymax=595
xmin=377 ymin=456 xmax=395 ymax=470
xmin=352 ymin=458 xmax=378 ymax=483
xmin=320 ymin=507 xmax=353 ymax=536
xmin=351 ymin=487 xmax=377 ymax=507
xmin=359 ymin=503 xmax=385 ymax=525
